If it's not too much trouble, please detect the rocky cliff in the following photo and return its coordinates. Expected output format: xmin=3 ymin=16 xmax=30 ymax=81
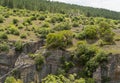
xmin=1 ymin=40 xmax=120 ymax=83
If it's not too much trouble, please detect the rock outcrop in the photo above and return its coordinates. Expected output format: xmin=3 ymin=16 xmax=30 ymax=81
xmin=93 ymin=54 xmax=120 ymax=83
xmin=1 ymin=40 xmax=120 ymax=83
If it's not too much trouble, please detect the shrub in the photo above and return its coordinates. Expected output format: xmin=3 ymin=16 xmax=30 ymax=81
xmin=46 ymin=30 xmax=73 ymax=49
xmin=23 ymin=18 xmax=32 ymax=25
xmin=99 ymin=22 xmax=115 ymax=43
xmin=74 ymin=42 xmax=107 ymax=77
xmin=20 ymin=33 xmax=27 ymax=39
xmin=50 ymin=15 xmax=64 ymax=23
xmin=36 ymin=28 xmax=53 ymax=38
xmin=38 ymin=15 xmax=46 ymax=20
xmin=5 ymin=76 xmax=17 ymax=83
xmin=86 ymin=78 xmax=95 ymax=83
xmin=14 ymin=41 xmax=23 ymax=51
xmin=0 ymin=32 xmax=8 ymax=39
xmin=76 ymin=25 xmax=98 ymax=39
xmin=42 ymin=74 xmax=86 ymax=83
xmin=62 ymin=61 xmax=74 ymax=73
xmin=84 ymin=50 xmax=107 ymax=77
xmin=34 ymin=53 xmax=45 ymax=71
xmin=18 ymin=24 xmax=24 ymax=29
xmin=0 ymin=42 xmax=9 ymax=52
xmin=30 ymin=16 xmax=37 ymax=21
xmin=42 ymin=22 xmax=50 ymax=28
xmin=54 ymin=22 xmax=71 ymax=31
xmin=5 ymin=76 xmax=23 ymax=83
xmin=72 ymin=21 xmax=79 ymax=27
xmin=7 ymin=25 xmax=20 ymax=35
xmin=4 ymin=13 xmax=9 ymax=18
xmin=13 ymin=18 xmax=19 ymax=24
xmin=0 ymin=15 xmax=4 ymax=23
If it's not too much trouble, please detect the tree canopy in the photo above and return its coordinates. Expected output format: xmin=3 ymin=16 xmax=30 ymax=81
xmin=0 ymin=0 xmax=120 ymax=20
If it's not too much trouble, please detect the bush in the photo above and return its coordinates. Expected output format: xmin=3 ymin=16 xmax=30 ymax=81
xmin=20 ymin=33 xmax=27 ymax=39
xmin=38 ymin=15 xmax=46 ymax=20
xmin=76 ymin=25 xmax=98 ymax=39
xmin=0 ymin=15 xmax=4 ymax=23
xmin=50 ymin=15 xmax=64 ymax=23
xmin=86 ymin=78 xmax=95 ymax=83
xmin=18 ymin=24 xmax=24 ymax=29
xmin=0 ymin=42 xmax=9 ymax=52
xmin=54 ymin=22 xmax=71 ymax=31
xmin=36 ymin=28 xmax=53 ymax=38
xmin=4 ymin=13 xmax=9 ymax=18
xmin=35 ymin=53 xmax=45 ymax=70
xmin=0 ymin=32 xmax=8 ymax=39
xmin=72 ymin=21 xmax=79 ymax=27
xmin=5 ymin=76 xmax=23 ymax=83
xmin=46 ymin=30 xmax=73 ymax=49
xmin=23 ymin=18 xmax=32 ymax=25
xmin=7 ymin=25 xmax=20 ymax=35
xmin=5 ymin=76 xmax=17 ymax=83
xmin=99 ymin=22 xmax=115 ymax=43
xmin=74 ymin=42 xmax=107 ymax=77
xmin=30 ymin=16 xmax=37 ymax=21
xmin=13 ymin=18 xmax=19 ymax=24
xmin=62 ymin=61 xmax=74 ymax=73
xmin=42 ymin=22 xmax=50 ymax=28
xmin=42 ymin=74 xmax=86 ymax=83
xmin=14 ymin=41 xmax=23 ymax=51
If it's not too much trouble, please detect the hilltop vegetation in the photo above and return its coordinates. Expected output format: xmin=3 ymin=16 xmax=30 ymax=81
xmin=0 ymin=1 xmax=120 ymax=83
xmin=0 ymin=0 xmax=120 ymax=20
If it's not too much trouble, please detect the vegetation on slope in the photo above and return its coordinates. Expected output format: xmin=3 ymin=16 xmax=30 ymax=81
xmin=0 ymin=1 xmax=119 ymax=82
xmin=0 ymin=0 xmax=120 ymax=20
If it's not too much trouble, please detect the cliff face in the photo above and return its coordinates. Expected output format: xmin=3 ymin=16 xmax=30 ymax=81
xmin=93 ymin=54 xmax=120 ymax=83
xmin=1 ymin=40 xmax=120 ymax=83
xmin=0 ymin=40 xmax=43 ymax=83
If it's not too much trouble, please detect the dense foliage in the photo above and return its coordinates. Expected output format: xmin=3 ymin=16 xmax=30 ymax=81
xmin=5 ymin=76 xmax=23 ymax=83
xmin=0 ymin=0 xmax=120 ymax=19
xmin=42 ymin=74 xmax=86 ymax=83
xmin=46 ymin=30 xmax=73 ymax=49
xmin=73 ymin=41 xmax=108 ymax=77
xmin=0 ymin=1 xmax=119 ymax=83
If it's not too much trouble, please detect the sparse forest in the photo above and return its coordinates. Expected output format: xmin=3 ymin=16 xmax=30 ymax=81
xmin=0 ymin=0 xmax=120 ymax=20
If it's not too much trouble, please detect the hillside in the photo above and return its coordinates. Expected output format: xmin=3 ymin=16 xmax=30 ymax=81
xmin=0 ymin=1 xmax=120 ymax=83
xmin=0 ymin=0 xmax=120 ymax=20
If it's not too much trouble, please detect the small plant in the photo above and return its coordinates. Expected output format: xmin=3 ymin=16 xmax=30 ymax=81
xmin=13 ymin=18 xmax=19 ymax=24
xmin=5 ymin=76 xmax=23 ymax=83
xmin=54 ymin=22 xmax=71 ymax=31
xmin=14 ymin=41 xmax=23 ymax=51
xmin=20 ymin=33 xmax=27 ymax=39
xmin=7 ymin=25 xmax=20 ymax=35
xmin=42 ymin=22 xmax=50 ymax=28
xmin=72 ymin=21 xmax=79 ymax=27
xmin=23 ymin=18 xmax=32 ymax=25
xmin=37 ymin=28 xmax=53 ymax=38
xmin=4 ymin=13 xmax=9 ymax=18
xmin=34 ymin=53 xmax=45 ymax=71
xmin=38 ymin=15 xmax=45 ymax=20
xmin=0 ymin=15 xmax=4 ymax=23
xmin=18 ymin=24 xmax=24 ymax=29
xmin=30 ymin=16 xmax=37 ymax=21
xmin=0 ymin=32 xmax=8 ymax=39
xmin=0 ymin=42 xmax=9 ymax=52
